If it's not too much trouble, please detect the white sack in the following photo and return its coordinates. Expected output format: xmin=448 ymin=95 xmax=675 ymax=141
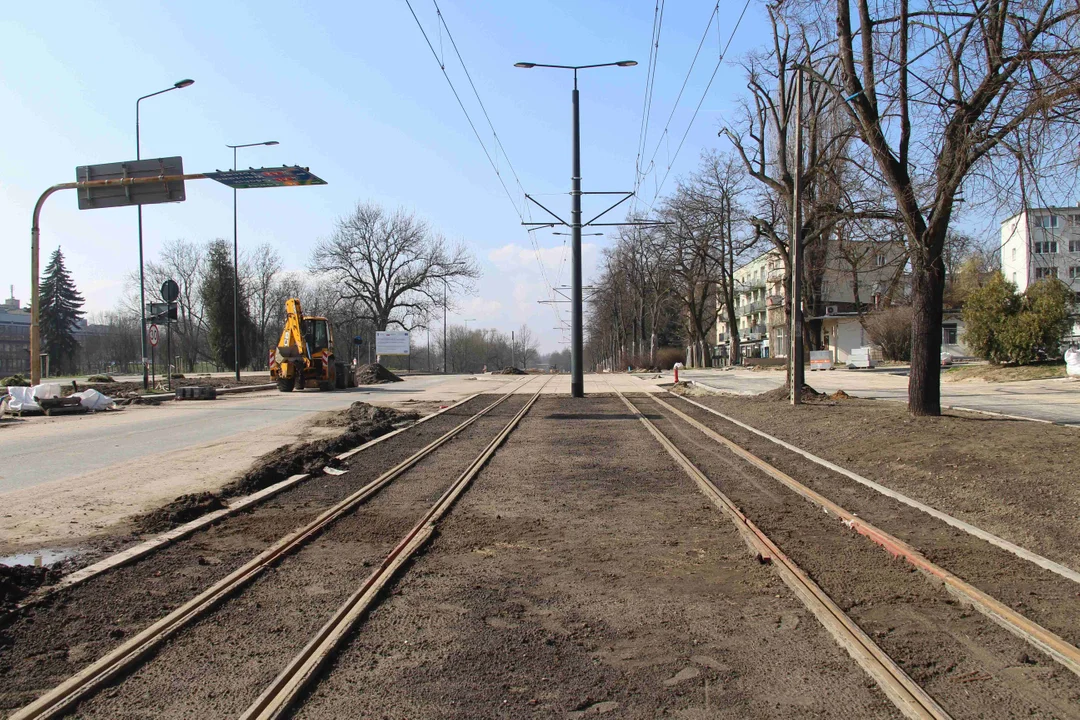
xmin=31 ymin=383 xmax=61 ymax=401
xmin=1066 ymin=347 xmax=1080 ymax=377
xmin=7 ymin=386 xmax=41 ymax=413
xmin=72 ymin=388 xmax=115 ymax=411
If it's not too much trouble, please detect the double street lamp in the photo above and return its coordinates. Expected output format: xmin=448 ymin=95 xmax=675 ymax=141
xmin=514 ymin=61 xmax=636 ymax=397
xmin=136 ymin=79 xmax=194 ymax=388
xmin=226 ymin=140 xmax=279 ymax=380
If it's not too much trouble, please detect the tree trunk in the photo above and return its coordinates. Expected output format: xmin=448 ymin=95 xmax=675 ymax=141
xmin=908 ymin=252 xmax=945 ymax=416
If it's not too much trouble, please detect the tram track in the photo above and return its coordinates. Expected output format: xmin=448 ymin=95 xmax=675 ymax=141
xmin=7 ymin=376 xmax=549 ymax=720
xmin=611 ymin=383 xmax=1080 ymax=720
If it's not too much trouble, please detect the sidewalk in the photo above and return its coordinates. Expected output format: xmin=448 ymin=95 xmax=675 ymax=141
xmin=663 ymin=367 xmax=1080 ymax=426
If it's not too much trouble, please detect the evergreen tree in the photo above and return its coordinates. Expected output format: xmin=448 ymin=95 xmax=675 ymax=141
xmin=199 ymin=239 xmax=254 ymax=369
xmin=39 ymin=247 xmax=85 ymax=375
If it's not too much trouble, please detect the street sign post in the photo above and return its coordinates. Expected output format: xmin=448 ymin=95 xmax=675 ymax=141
xmin=148 ymin=323 xmax=159 ymax=387
xmin=375 ymin=331 xmax=410 ymax=356
xmin=205 ymin=166 xmax=327 ymax=189
xmin=75 ymin=157 xmax=186 ymax=210
xmin=147 ymin=302 xmax=178 ymax=323
xmin=160 ymin=280 xmax=179 ymax=390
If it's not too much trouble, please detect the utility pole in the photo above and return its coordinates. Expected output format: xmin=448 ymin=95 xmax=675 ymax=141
xmin=443 ymin=281 xmax=448 ymax=374
xmin=511 ymin=330 xmax=516 ymax=368
xmin=789 ymin=67 xmax=805 ymax=406
xmin=515 ymin=60 xmax=640 ymax=398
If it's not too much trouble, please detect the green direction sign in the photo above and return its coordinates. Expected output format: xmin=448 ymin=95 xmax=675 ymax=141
xmin=205 ymin=165 xmax=327 ymax=189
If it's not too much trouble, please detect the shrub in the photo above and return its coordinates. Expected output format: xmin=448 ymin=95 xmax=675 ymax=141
xmin=0 ymin=374 xmax=31 ymax=387
xmin=863 ymin=306 xmax=913 ymax=361
xmin=86 ymin=374 xmax=115 ymax=382
xmin=962 ymin=273 xmax=1072 ymax=364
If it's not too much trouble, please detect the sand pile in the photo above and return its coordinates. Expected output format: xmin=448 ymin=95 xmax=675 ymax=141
xmin=355 ymin=363 xmax=403 ymax=384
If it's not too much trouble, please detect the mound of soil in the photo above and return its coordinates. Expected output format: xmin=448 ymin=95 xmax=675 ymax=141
xmin=757 ymin=384 xmax=824 ymax=402
xmin=1 ymin=564 xmax=63 ymax=610
xmin=354 ymin=363 xmax=403 ymax=384
xmin=134 ymin=492 xmax=227 ymax=534
xmin=499 ymin=367 xmax=526 ymax=375
xmin=829 ymin=389 xmax=852 ymax=401
xmin=224 ymin=402 xmax=418 ymax=498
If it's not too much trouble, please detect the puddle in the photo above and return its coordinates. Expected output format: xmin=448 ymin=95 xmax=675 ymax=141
xmin=0 ymin=548 xmax=76 ymax=567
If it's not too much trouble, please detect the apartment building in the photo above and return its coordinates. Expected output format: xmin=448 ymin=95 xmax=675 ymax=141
xmin=716 ymin=238 xmax=930 ymax=364
xmin=1000 ymin=207 xmax=1080 ymax=343
xmin=0 ymin=288 xmax=31 ymax=374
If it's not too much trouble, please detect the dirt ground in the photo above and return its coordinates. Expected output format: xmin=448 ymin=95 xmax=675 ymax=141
xmin=0 ymin=395 xmax=503 ymax=715
xmin=633 ymin=393 xmax=1080 ymax=719
xmin=672 ymin=388 xmax=1080 ymax=572
xmin=4 ymin=391 xmax=1079 ymax=718
xmin=291 ymin=396 xmax=900 ymax=719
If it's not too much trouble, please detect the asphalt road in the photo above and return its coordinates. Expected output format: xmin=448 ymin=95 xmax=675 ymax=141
xmin=678 ymin=367 xmax=1080 ymax=425
xmin=0 ymin=375 xmax=464 ymax=494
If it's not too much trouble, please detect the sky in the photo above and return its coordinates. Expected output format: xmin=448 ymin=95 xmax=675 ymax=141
xmin=0 ymin=1 xmax=771 ymax=353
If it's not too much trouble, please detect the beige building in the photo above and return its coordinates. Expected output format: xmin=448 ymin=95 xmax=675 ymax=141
xmin=716 ymin=239 xmax=949 ymax=364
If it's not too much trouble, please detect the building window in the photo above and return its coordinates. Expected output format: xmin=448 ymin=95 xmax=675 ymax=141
xmin=1033 ymin=240 xmax=1058 ymax=254
xmin=1070 ymin=266 xmax=1080 ymax=279
xmin=1035 ymin=266 xmax=1058 ymax=280
xmin=875 ymin=253 xmax=887 ymax=267
xmin=942 ymin=323 xmax=958 ymax=345
xmin=1071 ymin=240 xmax=1080 ymax=252
xmin=1012 ymin=247 xmax=1017 ymax=260
xmin=1071 ymin=215 xmax=1080 ymax=226
xmin=1037 ymin=215 xmax=1059 ymax=228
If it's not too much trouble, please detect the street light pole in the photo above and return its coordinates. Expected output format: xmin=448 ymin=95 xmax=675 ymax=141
xmin=226 ymin=140 xmax=279 ymax=381
xmin=136 ymin=79 xmax=193 ymax=389
xmin=514 ymin=61 xmax=636 ymax=397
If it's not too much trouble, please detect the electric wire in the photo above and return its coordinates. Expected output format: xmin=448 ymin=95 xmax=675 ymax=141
xmin=632 ymin=1 xmax=665 ymax=216
xmin=403 ymin=0 xmax=565 ymax=325
xmin=645 ymin=0 xmax=751 ymax=213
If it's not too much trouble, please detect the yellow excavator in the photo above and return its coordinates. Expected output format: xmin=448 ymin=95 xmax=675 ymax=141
xmin=269 ymin=298 xmax=353 ymax=392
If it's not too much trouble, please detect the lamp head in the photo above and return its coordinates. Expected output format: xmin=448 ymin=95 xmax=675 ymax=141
xmin=616 ymin=60 xmax=638 ymax=67
xmin=174 ymin=79 xmax=195 ymax=89
xmin=265 ymin=141 xmax=280 ymax=146
xmin=514 ymin=62 xmax=536 ymax=68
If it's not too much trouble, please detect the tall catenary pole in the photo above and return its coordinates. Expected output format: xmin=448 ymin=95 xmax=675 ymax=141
xmin=570 ymin=70 xmax=584 ymax=397
xmin=135 ymin=79 xmax=193 ymax=389
xmin=789 ymin=67 xmax=805 ymax=406
xmin=233 ymin=145 xmax=240 ymax=381
xmin=443 ymin=281 xmax=448 ymax=374
xmin=227 ymin=140 xmax=278 ymax=381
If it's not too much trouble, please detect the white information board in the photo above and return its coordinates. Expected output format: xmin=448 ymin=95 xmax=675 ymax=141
xmin=376 ymin=331 xmax=410 ymax=355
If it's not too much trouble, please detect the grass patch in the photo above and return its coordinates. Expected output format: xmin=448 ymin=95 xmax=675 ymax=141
xmin=943 ymin=362 xmax=1066 ymax=383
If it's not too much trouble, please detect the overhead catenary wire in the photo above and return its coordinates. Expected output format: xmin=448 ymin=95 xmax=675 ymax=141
xmin=632 ymin=1 xmax=665 ymax=216
xmin=403 ymin=0 xmax=565 ymax=325
xmin=637 ymin=0 xmax=752 ymax=214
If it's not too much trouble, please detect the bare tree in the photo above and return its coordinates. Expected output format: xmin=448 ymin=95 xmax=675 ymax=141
xmin=516 ymin=324 xmax=539 ymax=369
xmin=311 ymin=202 xmax=480 ymax=331
xmin=144 ymin=238 xmax=209 ymax=372
xmin=832 ymin=0 xmax=1080 ymax=415
xmin=246 ymin=243 xmax=283 ymax=368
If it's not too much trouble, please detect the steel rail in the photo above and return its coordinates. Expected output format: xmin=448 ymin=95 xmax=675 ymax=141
xmin=668 ymin=390 xmax=1080 ymax=585
xmin=649 ymin=393 xmax=1080 ymax=680
xmin=610 ymin=386 xmax=951 ymax=720
xmin=239 ymin=375 xmax=553 ymax=720
xmin=9 ymin=375 xmax=542 ymax=720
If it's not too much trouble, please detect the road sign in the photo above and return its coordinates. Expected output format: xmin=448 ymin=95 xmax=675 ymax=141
xmin=205 ymin=166 xmax=327 ymax=189
xmin=147 ymin=302 xmax=178 ymax=323
xmin=75 ymin=157 xmax=186 ymax=210
xmin=161 ymin=279 xmax=180 ymax=303
xmin=353 ymin=336 xmax=365 ymax=345
xmin=148 ymin=324 xmax=160 ymax=347
xmin=376 ymin=331 xmax=410 ymax=355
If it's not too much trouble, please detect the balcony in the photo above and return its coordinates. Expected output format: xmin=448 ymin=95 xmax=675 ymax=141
xmin=736 ymin=299 xmax=766 ymax=317
xmin=766 ymin=294 xmax=785 ymax=308
xmin=742 ymin=324 xmax=767 ymax=341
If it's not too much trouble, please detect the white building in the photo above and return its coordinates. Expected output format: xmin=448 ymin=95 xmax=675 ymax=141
xmin=1000 ymin=208 xmax=1080 ymax=343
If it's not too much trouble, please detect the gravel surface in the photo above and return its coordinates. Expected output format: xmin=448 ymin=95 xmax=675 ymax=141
xmin=54 ymin=395 xmax=533 ymax=719
xmin=675 ymin=389 xmax=1080 ymax=570
xmin=290 ymin=396 xmax=901 ymax=719
xmin=631 ymin=394 xmax=1080 ymax=719
xmin=0 ymin=394 xmax=502 ymax=717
